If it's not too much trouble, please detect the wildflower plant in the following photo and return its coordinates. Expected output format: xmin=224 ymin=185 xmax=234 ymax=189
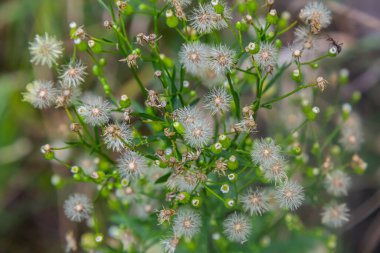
xmin=23 ymin=0 xmax=368 ymax=252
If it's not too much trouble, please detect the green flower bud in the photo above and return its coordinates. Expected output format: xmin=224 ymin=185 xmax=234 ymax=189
xmin=330 ymin=145 xmax=341 ymax=156
xmin=138 ymin=4 xmax=149 ymax=11
xmin=247 ymin=0 xmax=257 ymax=13
xmin=73 ymin=173 xmax=82 ymax=181
xmin=166 ymin=10 xmax=178 ymax=28
xmin=291 ymin=69 xmax=302 ymax=82
xmin=120 ymin=94 xmax=131 ymax=108
xmin=311 ymin=142 xmax=320 ymax=155
xmin=81 ymin=233 xmax=97 ymax=250
xmin=88 ymin=40 xmax=102 ymax=54
xmin=211 ymin=0 xmax=224 ymax=15
xmin=342 ymin=103 xmax=351 ymax=121
xmin=339 ymin=68 xmax=349 ymax=85
xmin=219 ymin=134 xmax=231 ymax=148
xmin=173 ymin=121 xmax=185 ymax=135
xmin=191 ymin=196 xmax=202 ymax=208
xmin=76 ymin=40 xmax=88 ymax=51
xmin=177 ymin=192 xmax=190 ymax=204
xmin=227 ymin=173 xmax=238 ymax=182
xmin=311 ymin=63 xmax=319 ymax=69
xmin=351 ymin=91 xmax=361 ymax=104
xmin=211 ymin=142 xmax=223 ymax=154
xmin=99 ymin=58 xmax=107 ymax=66
xmin=328 ymin=46 xmax=338 ymax=57
xmin=227 ymin=155 xmax=238 ymax=170
xmin=275 ymin=38 xmax=282 ymax=49
xmin=224 ymin=198 xmax=235 ymax=208
xmin=266 ymin=9 xmax=278 ymax=25
xmin=92 ymin=65 xmax=100 ymax=76
xmin=245 ymin=42 xmax=260 ymax=54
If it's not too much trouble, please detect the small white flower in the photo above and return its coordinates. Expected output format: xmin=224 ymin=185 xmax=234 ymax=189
xmin=324 ymin=170 xmax=351 ymax=197
xmin=59 ymin=61 xmax=87 ymax=87
xmin=77 ymin=95 xmax=111 ymax=126
xmin=173 ymin=207 xmax=202 ymax=239
xmin=204 ymin=87 xmax=232 ymax=115
xmin=117 ymin=151 xmax=148 ymax=180
xmin=103 ymin=123 xmax=133 ymax=152
xmin=275 ymin=180 xmax=304 ymax=211
xmin=321 ymin=202 xmax=349 ymax=228
xmin=241 ymin=188 xmax=270 ymax=216
xmin=220 ymin=184 xmax=230 ymax=194
xmin=223 ymin=212 xmax=251 ymax=243
xmin=63 ymin=193 xmax=93 ymax=222
xmin=29 ymin=33 xmax=63 ymax=68
xmin=207 ymin=45 xmax=236 ymax=75
xmin=22 ymin=80 xmax=58 ymax=109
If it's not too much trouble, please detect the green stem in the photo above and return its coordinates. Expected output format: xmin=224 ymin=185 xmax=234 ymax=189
xmin=204 ymin=184 xmax=224 ymax=203
xmin=261 ymin=84 xmax=316 ymax=107
xmin=226 ymin=73 xmax=241 ymax=120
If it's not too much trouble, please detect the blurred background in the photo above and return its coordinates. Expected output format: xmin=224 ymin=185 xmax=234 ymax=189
xmin=0 ymin=0 xmax=379 ymax=252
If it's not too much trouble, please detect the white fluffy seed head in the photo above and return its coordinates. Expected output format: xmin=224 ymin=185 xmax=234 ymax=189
xmin=179 ymin=42 xmax=208 ymax=74
xmin=103 ymin=122 xmax=133 ymax=152
xmin=321 ymin=202 xmax=350 ymax=228
xmin=173 ymin=207 xmax=202 ymax=239
xmin=77 ymin=95 xmax=111 ymax=126
xmin=189 ymin=4 xmax=217 ymax=34
xmin=207 ymin=44 xmax=236 ymax=75
xmin=29 ymin=33 xmax=63 ymax=68
xmin=184 ymin=121 xmax=213 ymax=148
xmin=241 ymin=188 xmax=270 ymax=216
xmin=251 ymin=138 xmax=282 ymax=167
xmin=339 ymin=114 xmax=364 ymax=152
xmin=117 ymin=151 xmax=147 ymax=180
xmin=262 ymin=156 xmax=288 ymax=184
xmin=324 ymin=170 xmax=351 ymax=197
xmin=253 ymin=43 xmax=278 ymax=73
xmin=23 ymin=80 xmax=58 ymax=109
xmin=203 ymin=87 xmax=232 ymax=115
xmin=223 ymin=212 xmax=252 ymax=243
xmin=59 ymin=61 xmax=87 ymax=87
xmin=275 ymin=180 xmax=304 ymax=211
xmin=63 ymin=193 xmax=93 ymax=222
xmin=299 ymin=2 xmax=332 ymax=34
xmin=161 ymin=236 xmax=180 ymax=253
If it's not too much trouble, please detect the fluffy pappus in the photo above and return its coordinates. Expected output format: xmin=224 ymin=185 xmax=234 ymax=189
xmin=23 ymin=80 xmax=58 ymax=109
xmin=103 ymin=122 xmax=133 ymax=152
xmin=77 ymin=95 xmax=111 ymax=126
xmin=63 ymin=193 xmax=93 ymax=222
xmin=275 ymin=180 xmax=304 ymax=211
xmin=117 ymin=151 xmax=148 ymax=180
xmin=203 ymin=87 xmax=232 ymax=115
xmin=324 ymin=170 xmax=351 ymax=197
xmin=59 ymin=60 xmax=87 ymax=87
xmin=29 ymin=33 xmax=63 ymax=68
xmin=223 ymin=212 xmax=252 ymax=243
xmin=173 ymin=207 xmax=202 ymax=239
xmin=179 ymin=42 xmax=208 ymax=74
xmin=321 ymin=202 xmax=350 ymax=228
xmin=251 ymin=138 xmax=282 ymax=168
xmin=241 ymin=188 xmax=270 ymax=216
